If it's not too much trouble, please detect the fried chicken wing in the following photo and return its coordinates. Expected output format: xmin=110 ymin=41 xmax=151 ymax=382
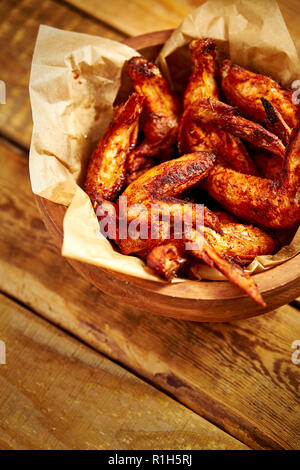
xmin=206 ymin=125 xmax=300 ymax=229
xmin=117 ymin=197 xmax=221 ymax=255
xmin=191 ymin=98 xmax=285 ymax=157
xmin=145 ymin=226 xmax=266 ymax=305
xmin=221 ymin=60 xmax=299 ymax=133
xmin=179 ymin=39 xmax=257 ymax=175
xmin=127 ymin=57 xmax=180 ymax=161
xmin=185 ymin=228 xmax=265 ymax=306
xmin=84 ymin=93 xmax=143 ymax=203
xmin=146 ymin=211 xmax=277 ymax=277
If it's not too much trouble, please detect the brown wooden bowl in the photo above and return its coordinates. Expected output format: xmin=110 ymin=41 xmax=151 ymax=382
xmin=36 ymin=30 xmax=300 ymax=322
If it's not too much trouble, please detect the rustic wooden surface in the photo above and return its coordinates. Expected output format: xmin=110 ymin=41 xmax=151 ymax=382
xmin=0 ymin=293 xmax=248 ymax=450
xmin=0 ymin=0 xmax=300 ymax=450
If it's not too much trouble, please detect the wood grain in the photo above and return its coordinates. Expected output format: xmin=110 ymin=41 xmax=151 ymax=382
xmin=0 ymin=293 xmax=248 ymax=450
xmin=0 ymin=139 xmax=299 ymax=449
xmin=62 ymin=0 xmax=300 ymax=41
xmin=0 ymin=0 xmax=124 ymax=149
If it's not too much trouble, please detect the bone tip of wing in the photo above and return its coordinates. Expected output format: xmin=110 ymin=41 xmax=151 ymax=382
xmin=127 ymin=56 xmax=157 ymax=79
xmin=252 ymin=290 xmax=266 ymax=307
xmin=189 ymin=37 xmax=216 ymax=55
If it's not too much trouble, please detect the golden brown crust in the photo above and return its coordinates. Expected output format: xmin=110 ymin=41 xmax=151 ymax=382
xmin=179 ymin=39 xmax=257 ymax=175
xmin=84 ymin=93 xmax=143 ymax=203
xmin=253 ymin=151 xmax=283 ymax=180
xmin=221 ymin=60 xmax=299 ymax=132
xmin=123 ymin=151 xmax=216 ymax=205
xmin=203 ymin=223 xmax=277 ymax=265
xmin=127 ymin=57 xmax=180 ymax=160
xmin=206 ymin=126 xmax=300 ymax=228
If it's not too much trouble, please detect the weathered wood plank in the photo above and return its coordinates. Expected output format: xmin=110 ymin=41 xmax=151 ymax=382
xmin=62 ymin=0 xmax=300 ymax=41
xmin=0 ymin=0 xmax=124 ymax=149
xmin=0 ymin=293 xmax=247 ymax=450
xmin=0 ymin=139 xmax=299 ymax=449
xmin=61 ymin=0 xmax=195 ymax=36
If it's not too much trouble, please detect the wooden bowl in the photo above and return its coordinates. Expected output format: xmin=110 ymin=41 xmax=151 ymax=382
xmin=36 ymin=30 xmax=300 ymax=322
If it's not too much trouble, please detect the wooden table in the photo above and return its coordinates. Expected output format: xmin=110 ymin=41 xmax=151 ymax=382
xmin=0 ymin=0 xmax=299 ymax=450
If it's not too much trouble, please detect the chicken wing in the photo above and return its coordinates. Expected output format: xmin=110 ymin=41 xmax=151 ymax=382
xmin=221 ymin=60 xmax=299 ymax=133
xmin=117 ymin=151 xmax=221 ymax=255
xmin=206 ymin=125 xmax=300 ymax=229
xmin=179 ymin=39 xmax=257 ymax=175
xmin=185 ymin=228 xmax=265 ymax=306
xmin=146 ymin=211 xmax=277 ymax=274
xmin=190 ymin=98 xmax=285 ymax=157
xmin=178 ymin=109 xmax=257 ymax=174
xmin=127 ymin=57 xmax=180 ymax=164
xmin=123 ymin=151 xmax=216 ymax=205
xmin=84 ymin=93 xmax=143 ymax=203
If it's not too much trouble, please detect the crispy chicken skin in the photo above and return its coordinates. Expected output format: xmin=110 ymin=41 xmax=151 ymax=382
xmin=123 ymin=151 xmax=216 ymax=205
xmin=145 ymin=226 xmax=266 ymax=306
xmin=206 ymin=125 xmax=300 ymax=229
xmin=183 ymin=38 xmax=219 ymax=108
xmin=190 ymin=98 xmax=286 ymax=157
xmin=146 ymin=210 xmax=277 ymax=273
xmin=221 ymin=60 xmax=299 ymax=133
xmin=178 ymin=110 xmax=257 ymax=174
xmin=85 ymin=93 xmax=143 ymax=203
xmin=127 ymin=57 xmax=180 ymax=162
xmin=179 ymin=39 xmax=257 ymax=175
xmin=202 ymin=222 xmax=277 ymax=265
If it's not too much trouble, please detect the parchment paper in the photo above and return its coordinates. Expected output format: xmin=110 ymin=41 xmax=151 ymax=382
xmin=29 ymin=0 xmax=300 ymax=284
